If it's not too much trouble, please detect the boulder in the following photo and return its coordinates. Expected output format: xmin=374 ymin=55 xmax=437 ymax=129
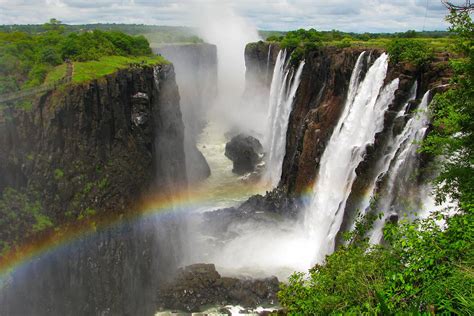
xmin=156 ymin=264 xmax=279 ymax=312
xmin=225 ymin=134 xmax=264 ymax=175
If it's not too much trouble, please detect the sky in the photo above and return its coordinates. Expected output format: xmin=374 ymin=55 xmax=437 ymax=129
xmin=0 ymin=0 xmax=464 ymax=32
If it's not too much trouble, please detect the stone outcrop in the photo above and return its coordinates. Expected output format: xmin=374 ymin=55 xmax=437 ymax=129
xmin=225 ymin=134 xmax=264 ymax=175
xmin=156 ymin=264 xmax=279 ymax=313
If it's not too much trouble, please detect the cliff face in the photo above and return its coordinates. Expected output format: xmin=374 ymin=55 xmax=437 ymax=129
xmin=244 ymin=41 xmax=280 ymax=99
xmin=0 ymin=64 xmax=187 ymax=315
xmin=153 ymin=43 xmax=217 ymax=183
xmin=245 ymin=43 xmax=451 ymax=195
xmin=0 ymin=64 xmax=186 ymax=225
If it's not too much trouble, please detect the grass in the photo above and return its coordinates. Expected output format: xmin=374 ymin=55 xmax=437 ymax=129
xmin=44 ymin=55 xmax=168 ymax=85
xmin=44 ymin=63 xmax=67 ymax=85
xmin=72 ymin=55 xmax=168 ymax=83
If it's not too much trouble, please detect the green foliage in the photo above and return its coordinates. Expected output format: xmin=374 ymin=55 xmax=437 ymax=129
xmin=0 ymin=188 xmax=53 ymax=254
xmin=387 ymin=38 xmax=434 ymax=66
xmin=265 ymin=28 xmax=453 ymax=53
xmin=279 ymin=244 xmax=396 ymax=315
xmin=0 ymin=20 xmax=156 ymax=95
xmin=335 ymin=37 xmax=352 ymax=49
xmin=77 ymin=207 xmax=96 ymax=220
xmin=53 ymin=168 xmax=65 ymax=180
xmin=280 ymin=28 xmax=323 ymax=50
xmin=61 ymin=30 xmax=151 ymax=62
xmin=422 ymin=9 xmax=473 ymax=212
xmin=273 ymin=29 xmax=324 ymax=63
xmin=279 ymin=212 xmax=474 ymax=314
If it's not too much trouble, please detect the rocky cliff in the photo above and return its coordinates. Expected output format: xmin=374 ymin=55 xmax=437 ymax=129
xmin=0 ymin=63 xmax=188 ymax=315
xmin=0 ymin=63 xmax=186 ymax=246
xmin=245 ymin=43 xmax=451 ymax=196
xmin=244 ymin=41 xmax=280 ymax=100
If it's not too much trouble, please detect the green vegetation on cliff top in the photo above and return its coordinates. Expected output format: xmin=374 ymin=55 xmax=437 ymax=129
xmin=264 ymin=28 xmax=453 ymax=65
xmin=0 ymin=19 xmax=167 ymax=95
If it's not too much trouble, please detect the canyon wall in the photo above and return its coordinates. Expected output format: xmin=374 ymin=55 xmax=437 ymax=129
xmin=0 ymin=64 xmax=186 ymax=223
xmin=0 ymin=64 xmax=187 ymax=315
xmin=245 ymin=43 xmax=451 ymax=195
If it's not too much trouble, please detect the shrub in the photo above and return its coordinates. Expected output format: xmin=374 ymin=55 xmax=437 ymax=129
xmin=53 ymin=168 xmax=65 ymax=180
xmin=387 ymin=38 xmax=434 ymax=66
xmin=278 ymin=212 xmax=474 ymax=314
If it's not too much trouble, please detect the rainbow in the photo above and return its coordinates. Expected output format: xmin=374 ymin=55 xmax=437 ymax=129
xmin=0 ymin=181 xmax=269 ymax=280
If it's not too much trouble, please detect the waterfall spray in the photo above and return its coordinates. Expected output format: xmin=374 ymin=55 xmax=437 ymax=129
xmin=304 ymin=52 xmax=398 ymax=263
xmin=263 ymin=50 xmax=305 ymax=188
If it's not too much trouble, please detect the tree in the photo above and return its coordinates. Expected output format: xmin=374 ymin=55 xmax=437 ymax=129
xmin=43 ymin=18 xmax=65 ymax=33
xmin=424 ymin=3 xmax=473 ymax=210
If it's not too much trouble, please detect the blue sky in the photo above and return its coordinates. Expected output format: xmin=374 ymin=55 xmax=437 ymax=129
xmin=0 ymin=0 xmax=462 ymax=32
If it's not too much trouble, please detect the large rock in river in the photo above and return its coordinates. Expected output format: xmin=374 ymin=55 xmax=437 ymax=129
xmin=156 ymin=263 xmax=279 ymax=312
xmin=225 ymin=134 xmax=264 ymax=175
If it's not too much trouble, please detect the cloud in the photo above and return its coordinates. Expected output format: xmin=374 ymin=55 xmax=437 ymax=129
xmin=0 ymin=0 xmax=453 ymax=32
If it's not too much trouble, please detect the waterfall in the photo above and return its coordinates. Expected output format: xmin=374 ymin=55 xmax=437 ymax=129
xmin=353 ymin=81 xmax=418 ymax=224
xmin=304 ymin=52 xmax=399 ymax=263
xmin=263 ymin=50 xmax=305 ymax=188
xmin=266 ymin=44 xmax=272 ymax=83
xmin=369 ymin=90 xmax=432 ymax=244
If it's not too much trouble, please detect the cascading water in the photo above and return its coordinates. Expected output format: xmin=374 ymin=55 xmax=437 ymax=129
xmin=368 ymin=90 xmax=432 ymax=244
xmin=352 ymin=81 xmax=419 ymax=224
xmin=263 ymin=50 xmax=305 ymax=187
xmin=304 ymin=52 xmax=399 ymax=263
xmin=266 ymin=44 xmax=273 ymax=83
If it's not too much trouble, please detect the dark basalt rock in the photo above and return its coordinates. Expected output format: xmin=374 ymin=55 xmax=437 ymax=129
xmin=0 ymin=65 xmax=188 ymax=316
xmin=0 ymin=65 xmax=187 ymax=222
xmin=225 ymin=134 xmax=264 ymax=175
xmin=156 ymin=264 xmax=279 ymax=313
xmin=239 ymin=188 xmax=302 ymax=219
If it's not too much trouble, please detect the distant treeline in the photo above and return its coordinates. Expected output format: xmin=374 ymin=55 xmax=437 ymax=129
xmin=262 ymin=28 xmax=453 ymax=64
xmin=264 ymin=29 xmax=450 ymax=42
xmin=0 ymin=23 xmax=204 ymax=44
xmin=260 ymin=29 xmax=450 ymax=40
xmin=0 ymin=23 xmax=193 ymax=35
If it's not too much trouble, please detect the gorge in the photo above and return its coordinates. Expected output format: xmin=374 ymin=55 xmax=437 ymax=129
xmin=0 ymin=25 xmax=456 ymax=316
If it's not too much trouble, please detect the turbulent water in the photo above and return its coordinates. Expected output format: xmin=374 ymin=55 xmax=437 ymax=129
xmin=263 ymin=50 xmax=305 ymax=187
xmin=193 ymin=119 xmax=264 ymax=211
xmin=304 ymin=52 xmax=399 ymax=263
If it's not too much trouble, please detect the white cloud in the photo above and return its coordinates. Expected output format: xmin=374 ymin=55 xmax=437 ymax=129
xmin=0 ymin=0 xmax=456 ymax=32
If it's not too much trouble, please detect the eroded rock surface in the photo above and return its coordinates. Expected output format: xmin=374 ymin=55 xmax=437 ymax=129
xmin=156 ymin=264 xmax=279 ymax=313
